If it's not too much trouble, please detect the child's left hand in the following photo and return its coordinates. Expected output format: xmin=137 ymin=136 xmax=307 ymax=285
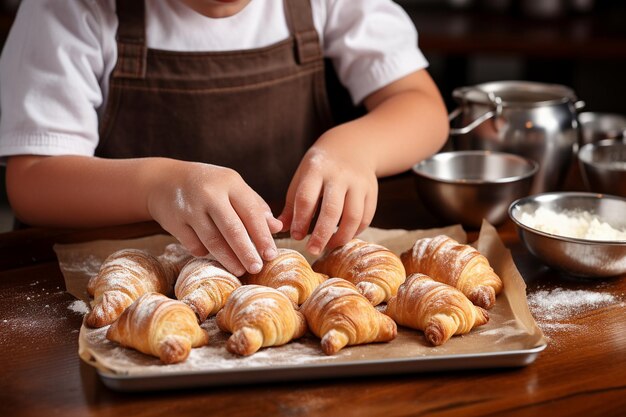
xmin=278 ymin=70 xmax=450 ymax=255
xmin=278 ymin=127 xmax=378 ymax=255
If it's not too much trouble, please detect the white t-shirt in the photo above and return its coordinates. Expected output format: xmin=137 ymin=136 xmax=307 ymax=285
xmin=0 ymin=0 xmax=428 ymax=159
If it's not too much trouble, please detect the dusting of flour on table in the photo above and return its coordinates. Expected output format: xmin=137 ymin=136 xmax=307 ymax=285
xmin=0 ymin=279 xmax=72 ymax=347
xmin=527 ymin=287 xmax=620 ymax=322
xmin=519 ymin=207 xmax=626 ymax=241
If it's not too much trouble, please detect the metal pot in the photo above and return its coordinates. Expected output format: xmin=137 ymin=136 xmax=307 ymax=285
xmin=449 ymin=81 xmax=585 ymax=194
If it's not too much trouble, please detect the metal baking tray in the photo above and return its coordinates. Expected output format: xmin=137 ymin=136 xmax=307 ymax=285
xmin=92 ymin=320 xmax=546 ymax=391
xmin=97 ymin=342 xmax=547 ymax=392
xmin=70 ymin=226 xmax=548 ymax=392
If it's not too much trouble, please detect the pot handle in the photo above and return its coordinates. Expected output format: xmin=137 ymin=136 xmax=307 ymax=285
xmin=449 ymin=107 xmax=497 ymax=136
xmin=574 ymin=100 xmax=586 ymax=111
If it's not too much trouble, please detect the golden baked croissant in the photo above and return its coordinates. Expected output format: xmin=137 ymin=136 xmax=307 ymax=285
xmin=400 ymin=235 xmax=503 ymax=309
xmin=216 ymin=285 xmax=307 ymax=356
xmin=157 ymin=243 xmax=193 ymax=283
xmin=174 ymin=257 xmax=242 ymax=322
xmin=241 ymin=248 xmax=326 ymax=305
xmin=106 ymin=292 xmax=209 ymax=364
xmin=384 ymin=273 xmax=489 ymax=346
xmin=311 ymin=239 xmax=406 ymax=306
xmin=85 ymin=248 xmax=174 ymax=328
xmin=300 ymin=278 xmax=397 ymax=355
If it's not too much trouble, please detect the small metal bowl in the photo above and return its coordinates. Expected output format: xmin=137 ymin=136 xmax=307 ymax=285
xmin=509 ymin=192 xmax=626 ymax=278
xmin=578 ymin=139 xmax=626 ymax=197
xmin=412 ymin=151 xmax=538 ymax=228
xmin=578 ymin=112 xmax=626 ymax=147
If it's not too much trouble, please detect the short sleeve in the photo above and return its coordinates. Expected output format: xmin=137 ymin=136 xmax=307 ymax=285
xmin=321 ymin=0 xmax=428 ymax=105
xmin=0 ymin=0 xmax=106 ymax=160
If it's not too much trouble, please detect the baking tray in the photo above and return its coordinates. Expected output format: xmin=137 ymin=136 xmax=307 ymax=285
xmin=97 ymin=343 xmax=547 ymax=392
xmin=63 ymin=225 xmax=548 ymax=392
xmin=84 ymin=314 xmax=548 ymax=392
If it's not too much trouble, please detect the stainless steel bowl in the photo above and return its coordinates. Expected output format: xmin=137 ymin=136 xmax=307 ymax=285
xmin=412 ymin=151 xmax=538 ymax=228
xmin=578 ymin=139 xmax=626 ymax=197
xmin=578 ymin=112 xmax=626 ymax=147
xmin=509 ymin=192 xmax=626 ymax=278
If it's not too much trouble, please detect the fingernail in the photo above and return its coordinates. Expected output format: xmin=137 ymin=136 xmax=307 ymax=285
xmin=264 ymin=247 xmax=278 ymax=260
xmin=308 ymin=244 xmax=321 ymax=255
xmin=292 ymin=231 xmax=304 ymax=240
xmin=249 ymin=262 xmax=263 ymax=274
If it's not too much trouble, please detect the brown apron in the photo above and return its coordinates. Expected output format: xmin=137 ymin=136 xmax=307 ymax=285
xmin=97 ymin=0 xmax=334 ymax=205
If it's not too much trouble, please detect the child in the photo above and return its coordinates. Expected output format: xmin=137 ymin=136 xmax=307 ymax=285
xmin=0 ymin=0 xmax=448 ymax=276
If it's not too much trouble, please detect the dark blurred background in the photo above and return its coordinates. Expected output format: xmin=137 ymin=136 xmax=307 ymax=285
xmin=3 ymin=0 xmax=624 ymax=128
xmin=0 ymin=0 xmax=625 ymax=231
xmin=396 ymin=0 xmax=626 ymax=114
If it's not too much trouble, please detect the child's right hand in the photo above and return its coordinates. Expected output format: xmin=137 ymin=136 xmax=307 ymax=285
xmin=146 ymin=161 xmax=282 ymax=276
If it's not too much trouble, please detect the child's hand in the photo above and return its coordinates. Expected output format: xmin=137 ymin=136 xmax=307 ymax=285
xmin=278 ymin=131 xmax=378 ymax=255
xmin=146 ymin=162 xmax=282 ymax=276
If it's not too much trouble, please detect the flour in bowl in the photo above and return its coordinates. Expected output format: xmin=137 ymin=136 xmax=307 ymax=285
xmin=519 ymin=207 xmax=626 ymax=240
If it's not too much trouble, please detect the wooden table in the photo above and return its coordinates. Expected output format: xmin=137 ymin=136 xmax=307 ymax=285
xmin=0 ymin=175 xmax=624 ymax=417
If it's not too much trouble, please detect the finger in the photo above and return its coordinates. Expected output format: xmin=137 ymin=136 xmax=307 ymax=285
xmin=356 ymin=190 xmax=378 ymax=236
xmin=231 ymin=193 xmax=279 ymax=262
xmin=326 ymin=189 xmax=364 ymax=250
xmin=209 ymin=202 xmax=264 ymax=274
xmin=290 ymin=176 xmax=323 ymax=241
xmin=170 ymin=224 xmax=210 ymax=257
xmin=306 ymin=185 xmax=346 ymax=255
xmin=277 ymin=208 xmax=293 ymax=233
xmin=252 ymin=194 xmax=284 ymax=235
xmin=278 ymin=180 xmax=298 ymax=232
xmin=267 ymin=216 xmax=283 ymax=234
xmin=190 ymin=216 xmax=247 ymax=276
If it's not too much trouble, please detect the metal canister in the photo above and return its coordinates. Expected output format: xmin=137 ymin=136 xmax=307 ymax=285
xmin=448 ymin=81 xmax=585 ymax=194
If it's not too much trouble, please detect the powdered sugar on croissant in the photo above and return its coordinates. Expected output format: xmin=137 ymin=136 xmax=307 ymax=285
xmin=85 ymin=249 xmax=174 ymax=328
xmin=216 ymin=285 xmax=307 ymax=356
xmin=241 ymin=248 xmax=326 ymax=305
xmin=157 ymin=243 xmax=193 ymax=283
xmin=384 ymin=273 xmax=489 ymax=346
xmin=300 ymin=278 xmax=397 ymax=355
xmin=401 ymin=235 xmax=503 ymax=309
xmin=175 ymin=257 xmax=241 ymax=322
xmin=106 ymin=292 xmax=209 ymax=364
xmin=312 ymin=239 xmax=406 ymax=306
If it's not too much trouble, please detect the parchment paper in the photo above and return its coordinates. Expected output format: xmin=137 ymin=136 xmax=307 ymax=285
xmin=54 ymin=222 xmax=546 ymax=377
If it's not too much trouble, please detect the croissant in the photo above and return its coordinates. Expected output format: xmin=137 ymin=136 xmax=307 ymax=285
xmin=85 ymin=248 xmax=174 ymax=328
xmin=106 ymin=292 xmax=209 ymax=364
xmin=300 ymin=278 xmax=397 ymax=355
xmin=400 ymin=235 xmax=503 ymax=309
xmin=241 ymin=248 xmax=326 ymax=305
xmin=384 ymin=273 xmax=489 ymax=346
xmin=216 ymin=285 xmax=307 ymax=356
xmin=157 ymin=243 xmax=194 ymax=283
xmin=174 ymin=257 xmax=242 ymax=322
xmin=311 ymin=239 xmax=405 ymax=306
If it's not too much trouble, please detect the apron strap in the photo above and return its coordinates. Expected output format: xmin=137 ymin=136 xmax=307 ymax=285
xmin=113 ymin=0 xmax=147 ymax=79
xmin=284 ymin=0 xmax=323 ymax=65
